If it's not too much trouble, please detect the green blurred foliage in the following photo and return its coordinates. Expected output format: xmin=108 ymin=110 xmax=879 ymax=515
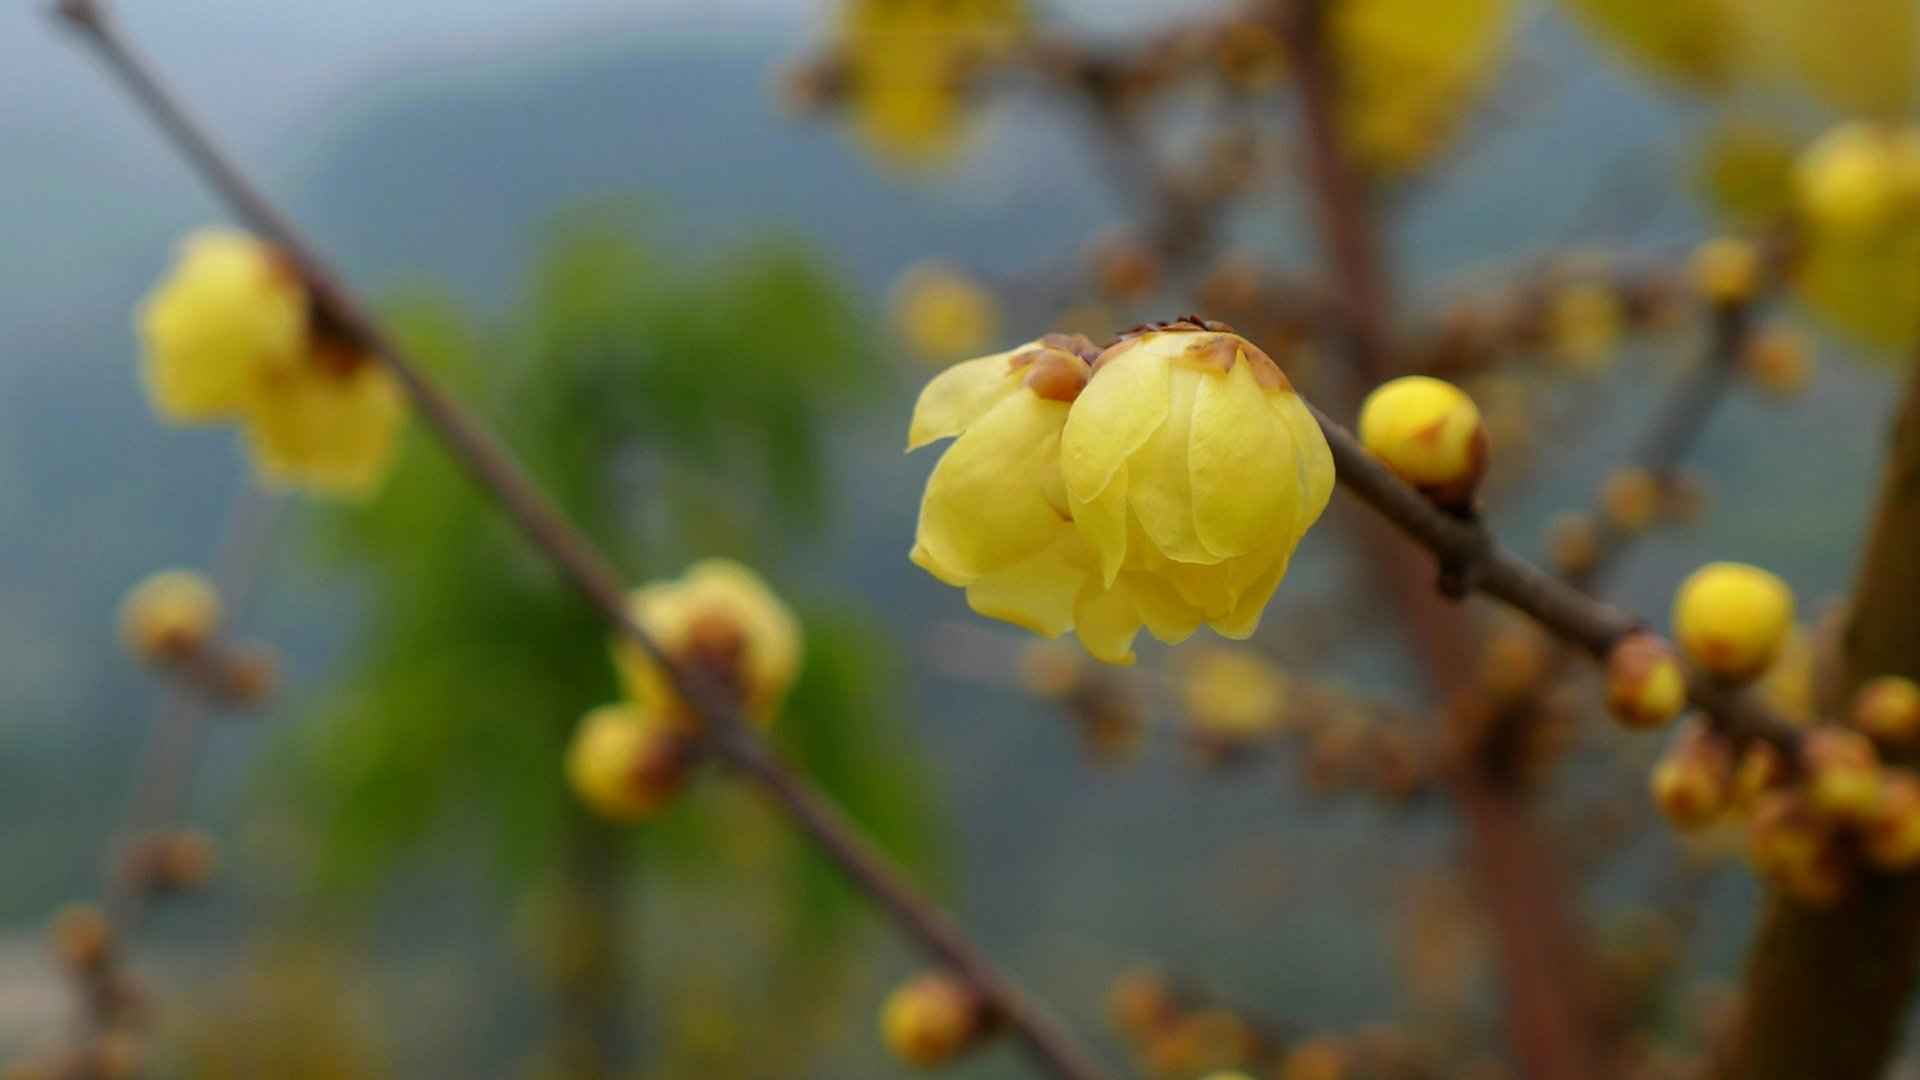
xmin=266 ymin=204 xmax=941 ymax=1072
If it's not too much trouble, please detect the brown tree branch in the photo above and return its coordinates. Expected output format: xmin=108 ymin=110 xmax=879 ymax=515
xmin=52 ymin=6 xmax=1111 ymax=1077
xmin=1709 ymin=365 xmax=1920 ymax=1080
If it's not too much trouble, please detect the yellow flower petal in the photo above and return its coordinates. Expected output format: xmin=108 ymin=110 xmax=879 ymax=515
xmin=1210 ymin=550 xmax=1293 ymax=640
xmin=1189 ymin=356 xmax=1297 ymax=561
xmin=1274 ymin=390 xmax=1335 ymax=544
xmin=1060 ymin=344 xmax=1171 ymax=503
xmin=138 ymin=230 xmax=306 ymax=422
xmin=1118 ymin=570 xmax=1205 ymax=645
xmin=1068 ymin=467 xmax=1131 ymax=586
xmin=915 ymin=391 xmax=1073 ymax=581
xmin=1073 ymin=579 xmax=1143 ymax=666
xmin=906 ymin=349 xmax=1024 ymax=450
xmin=1126 ymin=366 xmax=1213 ymax=564
xmin=963 ymin=532 xmax=1088 ymax=637
xmin=242 ymin=360 xmax=404 ymax=500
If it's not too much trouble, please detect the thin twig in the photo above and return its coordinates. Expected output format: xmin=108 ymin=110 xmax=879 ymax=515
xmin=52 ymin=5 xmax=1111 ymax=1077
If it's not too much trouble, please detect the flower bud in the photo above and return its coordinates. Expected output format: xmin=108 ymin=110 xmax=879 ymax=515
xmin=1742 ymin=327 xmax=1813 ymax=398
xmin=1650 ymin=723 xmax=1732 ymax=830
xmin=1801 ymin=727 xmax=1883 ymax=823
xmin=1748 ymin=791 xmax=1828 ymax=876
xmin=1864 ymin=769 xmax=1920 ymax=872
xmin=49 ymin=903 xmax=114 ymax=974
xmin=120 ymin=829 xmax=218 ymax=895
xmin=881 ymin=971 xmax=990 ymax=1068
xmin=1671 ymin=562 xmax=1795 ymax=680
xmin=137 ymin=229 xmax=307 ymax=423
xmin=564 ymin=704 xmax=694 ymax=822
xmin=892 ymin=262 xmax=1001 ymax=366
xmin=1146 ymin=1008 xmax=1258 ymax=1076
xmin=1107 ymin=969 xmax=1178 ymax=1040
xmin=613 ymin=559 xmax=802 ymax=726
xmin=1280 ymin=1038 xmax=1351 ymax=1080
xmin=1690 ymin=237 xmax=1761 ymax=306
xmin=1600 ymin=467 xmax=1660 ymax=534
xmin=119 ymin=570 xmax=221 ymax=665
xmin=1357 ymin=376 xmax=1487 ymax=507
xmin=1605 ymin=633 xmax=1687 ymax=729
xmin=1853 ymin=675 xmax=1920 ymax=743
xmin=1181 ymin=647 xmax=1285 ymax=754
xmin=1547 ymin=282 xmax=1622 ymax=372
xmin=1545 ymin=512 xmax=1601 ymax=576
xmin=215 ymin=641 xmax=281 ymax=708
xmin=1479 ymin=624 xmax=1552 ymax=705
xmin=241 ymin=345 xmax=406 ymax=500
xmin=1733 ymin=741 xmax=1788 ymax=808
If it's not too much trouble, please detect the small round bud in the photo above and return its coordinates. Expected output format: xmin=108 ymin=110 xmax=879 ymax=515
xmin=1181 ymin=647 xmax=1285 ymax=756
xmin=881 ymin=972 xmax=989 ymax=1068
xmin=564 ymin=704 xmax=693 ymax=823
xmin=1479 ymin=624 xmax=1553 ymax=705
xmin=118 ymin=570 xmax=221 ymax=665
xmin=1280 ymin=1038 xmax=1351 ymax=1080
xmin=1853 ymin=676 xmax=1920 ymax=742
xmin=1650 ymin=723 xmax=1733 ymax=830
xmin=1733 ymin=741 xmax=1788 ymax=808
xmin=1690 ymin=237 xmax=1761 ymax=306
xmin=1801 ymin=727 xmax=1883 ymax=823
xmin=49 ymin=903 xmax=114 ymax=974
xmin=1600 ymin=467 xmax=1661 ymax=534
xmin=214 ymin=641 xmax=281 ymax=708
xmin=1545 ymin=512 xmax=1601 ymax=576
xmin=1546 ymin=282 xmax=1622 ymax=372
xmin=1671 ymin=562 xmax=1795 ymax=680
xmin=1748 ymin=790 xmax=1834 ymax=890
xmin=1107 ymin=969 xmax=1177 ymax=1039
xmin=892 ymin=262 xmax=1002 ymax=366
xmin=1357 ymin=376 xmax=1488 ymax=506
xmin=1605 ymin=633 xmax=1687 ymax=730
xmin=1864 ymin=769 xmax=1920 ymax=871
xmin=1742 ymin=327 xmax=1814 ymax=398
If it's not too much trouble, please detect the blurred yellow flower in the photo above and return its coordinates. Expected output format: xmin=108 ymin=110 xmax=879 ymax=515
xmin=242 ymin=348 xmax=405 ymax=500
xmin=1181 ymin=646 xmax=1286 ymax=743
xmin=565 ymin=702 xmax=690 ymax=822
xmin=1559 ymin=0 xmax=1740 ymax=91
xmin=1546 ymin=281 xmax=1623 ymax=371
xmin=119 ymin=569 xmax=221 ymax=665
xmin=1793 ymin=123 xmax=1920 ymax=351
xmin=1335 ymin=0 xmax=1514 ymax=174
xmin=891 ymin=262 xmax=1001 ymax=365
xmin=612 ymin=558 xmax=803 ymax=728
xmin=840 ymin=0 xmax=1027 ymax=168
xmin=138 ymin=229 xmax=306 ymax=421
xmin=1672 ymin=562 xmax=1795 ymax=681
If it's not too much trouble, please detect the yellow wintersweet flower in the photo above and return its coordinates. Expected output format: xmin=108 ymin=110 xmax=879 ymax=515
xmin=891 ymin=262 xmax=1001 ymax=365
xmin=612 ymin=559 xmax=803 ymax=727
xmin=137 ymin=229 xmax=306 ymax=421
xmin=1793 ymin=122 xmax=1920 ymax=350
xmin=1181 ymin=646 xmax=1286 ymax=744
xmin=565 ymin=702 xmax=691 ymax=822
xmin=1335 ymin=0 xmax=1514 ymax=174
xmin=242 ymin=347 xmax=405 ymax=500
xmin=1059 ymin=321 xmax=1334 ymax=659
xmin=840 ymin=0 xmax=1027 ymax=168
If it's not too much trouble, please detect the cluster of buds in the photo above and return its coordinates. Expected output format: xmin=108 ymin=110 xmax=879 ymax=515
xmin=908 ymin=320 xmax=1334 ymax=665
xmin=1649 ymin=670 xmax=1920 ymax=906
xmin=568 ymin=560 xmax=801 ymax=822
xmin=117 ymin=571 xmax=283 ymax=711
xmin=140 ymin=229 xmax=405 ymax=498
xmin=880 ymin=970 xmax=996 ymax=1068
xmin=116 ymin=829 xmax=218 ymax=897
xmin=1106 ymin=969 xmax=1267 ymax=1077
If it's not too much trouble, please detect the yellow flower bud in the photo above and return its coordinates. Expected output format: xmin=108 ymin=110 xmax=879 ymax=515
xmin=1357 ymin=376 xmax=1487 ymax=506
xmin=1605 ymin=633 xmax=1687 ymax=730
xmin=118 ymin=570 xmax=221 ymax=665
xmin=1792 ymin=123 xmax=1920 ymax=349
xmin=1853 ymin=675 xmax=1920 ymax=742
xmin=1690 ymin=237 xmax=1760 ymax=306
xmin=881 ymin=972 xmax=989 ymax=1068
xmin=1545 ymin=511 xmax=1601 ymax=576
xmin=49 ymin=903 xmax=114 ymax=974
xmin=1733 ymin=741 xmax=1787 ymax=809
xmin=1671 ymin=562 xmax=1795 ymax=680
xmin=612 ymin=559 xmax=803 ymax=727
xmin=1147 ymin=1008 xmax=1258 ymax=1076
xmin=1742 ymin=327 xmax=1814 ymax=398
xmin=1757 ymin=625 xmax=1816 ymax=724
xmin=1650 ymin=723 xmax=1732 ymax=830
xmin=1802 ymin=727 xmax=1883 ymax=823
xmin=1181 ymin=646 xmax=1286 ymax=749
xmin=1600 ymin=467 xmax=1661 ymax=534
xmin=1864 ymin=769 xmax=1920 ymax=872
xmin=1059 ymin=322 xmax=1334 ymax=662
xmin=1479 ymin=624 xmax=1552 ymax=705
xmin=137 ymin=229 xmax=306 ymax=423
xmin=1797 ymin=123 xmax=1906 ymax=237
xmin=1280 ymin=1038 xmax=1351 ymax=1080
xmin=564 ymin=703 xmax=693 ymax=822
xmin=1546 ymin=282 xmax=1622 ymax=372
xmin=241 ymin=346 xmax=405 ymax=499
xmin=892 ymin=262 xmax=1001 ymax=366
